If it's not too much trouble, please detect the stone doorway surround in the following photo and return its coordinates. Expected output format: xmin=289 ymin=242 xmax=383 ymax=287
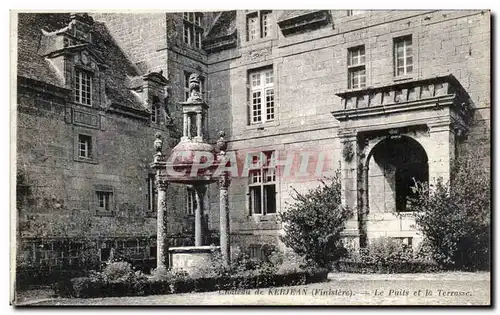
xmin=332 ymin=75 xmax=471 ymax=248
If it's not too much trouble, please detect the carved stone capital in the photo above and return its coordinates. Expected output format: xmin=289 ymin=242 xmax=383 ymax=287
xmin=218 ymin=173 xmax=231 ymax=189
xmin=156 ymin=177 xmax=169 ymax=190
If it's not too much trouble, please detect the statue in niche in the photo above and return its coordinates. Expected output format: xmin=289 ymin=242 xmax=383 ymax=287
xmin=188 ymin=73 xmax=203 ymax=102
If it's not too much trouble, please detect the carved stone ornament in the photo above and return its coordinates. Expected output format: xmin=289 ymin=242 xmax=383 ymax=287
xmin=188 ymin=73 xmax=203 ymax=102
xmin=216 ymin=130 xmax=228 ymax=152
xmin=342 ymin=141 xmax=355 ymax=162
xmin=155 ymin=177 xmax=169 ymax=190
xmin=154 ymin=132 xmax=163 ymax=155
xmin=218 ymin=173 xmax=231 ymax=189
xmin=249 ymin=48 xmax=270 ymax=60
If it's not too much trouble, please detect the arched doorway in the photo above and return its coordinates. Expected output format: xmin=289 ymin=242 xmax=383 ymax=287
xmin=367 ymin=136 xmax=428 ymax=213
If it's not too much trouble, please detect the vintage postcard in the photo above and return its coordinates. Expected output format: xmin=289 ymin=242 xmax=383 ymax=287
xmin=10 ymin=9 xmax=491 ymax=306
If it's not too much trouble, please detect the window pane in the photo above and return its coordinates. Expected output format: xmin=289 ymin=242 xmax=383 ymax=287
xmin=183 ymin=24 xmax=190 ymax=44
xmin=265 ymin=89 xmax=274 ymax=121
xmin=265 ymin=70 xmax=273 ymax=84
xmin=264 ymin=185 xmax=276 ymax=214
xmin=251 ymin=73 xmax=261 ymax=87
xmin=250 ymin=186 xmax=262 ymax=214
xmin=252 ymin=91 xmax=262 ymax=122
xmin=263 ymin=168 xmax=275 ymax=183
xmin=250 ymin=170 xmax=262 ymax=184
xmin=247 ymin=16 xmax=258 ymax=40
xmin=262 ymin=12 xmax=272 ymax=37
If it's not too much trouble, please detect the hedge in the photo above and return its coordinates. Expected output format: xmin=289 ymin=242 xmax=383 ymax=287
xmin=333 ymin=260 xmax=441 ymax=274
xmin=54 ymin=268 xmax=329 ymax=298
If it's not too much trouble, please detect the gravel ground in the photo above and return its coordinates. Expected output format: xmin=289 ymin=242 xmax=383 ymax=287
xmin=19 ymin=272 xmax=490 ymax=306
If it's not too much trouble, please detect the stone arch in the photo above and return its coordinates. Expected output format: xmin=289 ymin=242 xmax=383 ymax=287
xmin=365 ymin=135 xmax=429 ymax=213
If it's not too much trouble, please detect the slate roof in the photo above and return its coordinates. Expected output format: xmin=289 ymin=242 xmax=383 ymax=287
xmin=17 ymin=13 xmax=145 ymax=112
xmin=17 ymin=13 xmax=64 ymax=87
xmin=204 ymin=10 xmax=236 ymax=41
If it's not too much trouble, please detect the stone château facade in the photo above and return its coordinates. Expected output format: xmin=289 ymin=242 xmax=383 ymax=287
xmin=15 ymin=10 xmax=490 ymax=279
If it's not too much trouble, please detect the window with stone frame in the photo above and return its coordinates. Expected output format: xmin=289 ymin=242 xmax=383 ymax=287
xmin=96 ymin=191 xmax=113 ymax=213
xmin=151 ymin=103 xmax=161 ymax=124
xmin=249 ymin=151 xmax=277 ymax=216
xmin=186 ymin=187 xmax=197 ymax=216
xmin=182 ymin=12 xmax=204 ymax=49
xmin=73 ymin=21 xmax=91 ymax=42
xmin=147 ymin=174 xmax=157 ymax=213
xmin=246 ymin=10 xmax=273 ymax=41
xmin=394 ymin=35 xmax=413 ymax=77
xmin=347 ymin=45 xmax=366 ymax=89
xmin=346 ymin=10 xmax=366 ymax=16
xmin=78 ymin=134 xmax=93 ymax=159
xmin=74 ymin=68 xmax=93 ymax=106
xmin=248 ymin=67 xmax=275 ymax=124
xmin=184 ymin=71 xmax=205 ymax=101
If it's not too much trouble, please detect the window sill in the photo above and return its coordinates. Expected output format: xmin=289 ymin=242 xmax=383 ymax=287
xmin=242 ymin=36 xmax=276 ymax=48
xmin=96 ymin=211 xmax=114 ymax=217
xmin=246 ymin=120 xmax=280 ymax=131
xmin=250 ymin=213 xmax=277 ymax=222
xmin=393 ymin=76 xmax=414 ymax=83
xmin=74 ymin=157 xmax=98 ymax=164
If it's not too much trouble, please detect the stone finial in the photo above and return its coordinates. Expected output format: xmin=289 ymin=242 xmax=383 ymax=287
xmin=154 ymin=132 xmax=163 ymax=155
xmin=216 ymin=130 xmax=227 ymax=153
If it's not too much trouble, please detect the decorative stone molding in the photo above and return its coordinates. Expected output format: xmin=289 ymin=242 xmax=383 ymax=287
xmin=333 ymin=75 xmax=471 ymax=123
xmin=155 ymin=177 xmax=169 ymax=190
xmin=218 ymin=173 xmax=231 ymax=189
xmin=202 ymin=31 xmax=237 ymax=53
xmin=248 ymin=48 xmax=271 ymax=60
xmin=342 ymin=141 xmax=355 ymax=162
xmin=277 ymin=10 xmax=331 ymax=36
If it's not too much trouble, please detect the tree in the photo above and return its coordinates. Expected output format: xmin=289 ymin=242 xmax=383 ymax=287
xmin=279 ymin=171 xmax=353 ymax=268
xmin=411 ymin=152 xmax=490 ymax=270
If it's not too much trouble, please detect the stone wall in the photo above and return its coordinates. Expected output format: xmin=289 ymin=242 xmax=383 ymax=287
xmin=204 ymin=10 xmax=490 ymax=250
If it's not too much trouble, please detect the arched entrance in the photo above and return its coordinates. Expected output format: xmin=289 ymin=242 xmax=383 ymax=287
xmin=367 ymin=136 xmax=428 ymax=214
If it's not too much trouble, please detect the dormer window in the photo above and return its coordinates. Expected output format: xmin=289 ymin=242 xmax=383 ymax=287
xmin=74 ymin=68 xmax=92 ymax=106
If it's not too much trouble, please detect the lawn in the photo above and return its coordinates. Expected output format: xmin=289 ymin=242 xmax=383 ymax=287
xmin=18 ymin=272 xmax=490 ymax=306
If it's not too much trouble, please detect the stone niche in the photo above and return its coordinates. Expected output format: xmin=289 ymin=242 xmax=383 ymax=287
xmin=168 ymin=246 xmax=220 ymax=275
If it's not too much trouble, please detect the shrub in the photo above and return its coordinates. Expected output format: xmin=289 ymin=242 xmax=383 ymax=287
xmin=336 ymin=238 xmax=440 ymax=273
xmin=279 ymin=170 xmax=352 ymax=268
xmin=101 ymin=261 xmax=147 ymax=282
xmin=411 ymin=153 xmax=490 ymax=270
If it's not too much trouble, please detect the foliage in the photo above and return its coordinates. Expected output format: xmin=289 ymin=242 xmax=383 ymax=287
xmin=410 ymin=153 xmax=490 ymax=270
xmin=100 ymin=261 xmax=147 ymax=283
xmin=58 ymin=265 xmax=329 ymax=298
xmin=336 ymin=238 xmax=440 ymax=273
xmin=279 ymin=171 xmax=352 ymax=268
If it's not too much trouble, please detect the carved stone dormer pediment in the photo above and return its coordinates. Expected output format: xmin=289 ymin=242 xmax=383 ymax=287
xmin=277 ymin=10 xmax=331 ymax=36
xmin=332 ymin=75 xmax=472 ymax=124
xmin=141 ymin=70 xmax=169 ymax=111
xmin=39 ymin=13 xmax=95 ymax=56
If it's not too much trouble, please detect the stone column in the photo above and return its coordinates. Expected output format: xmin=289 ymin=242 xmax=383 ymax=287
xmin=339 ymin=131 xmax=361 ymax=247
xmin=218 ymin=173 xmax=231 ymax=265
xmin=185 ymin=114 xmax=191 ymax=139
xmin=194 ymin=185 xmax=206 ymax=246
xmin=196 ymin=111 xmax=202 ymax=139
xmin=427 ymin=121 xmax=455 ymax=184
xmin=183 ymin=113 xmax=188 ymax=139
xmin=156 ymin=177 xmax=169 ymax=270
